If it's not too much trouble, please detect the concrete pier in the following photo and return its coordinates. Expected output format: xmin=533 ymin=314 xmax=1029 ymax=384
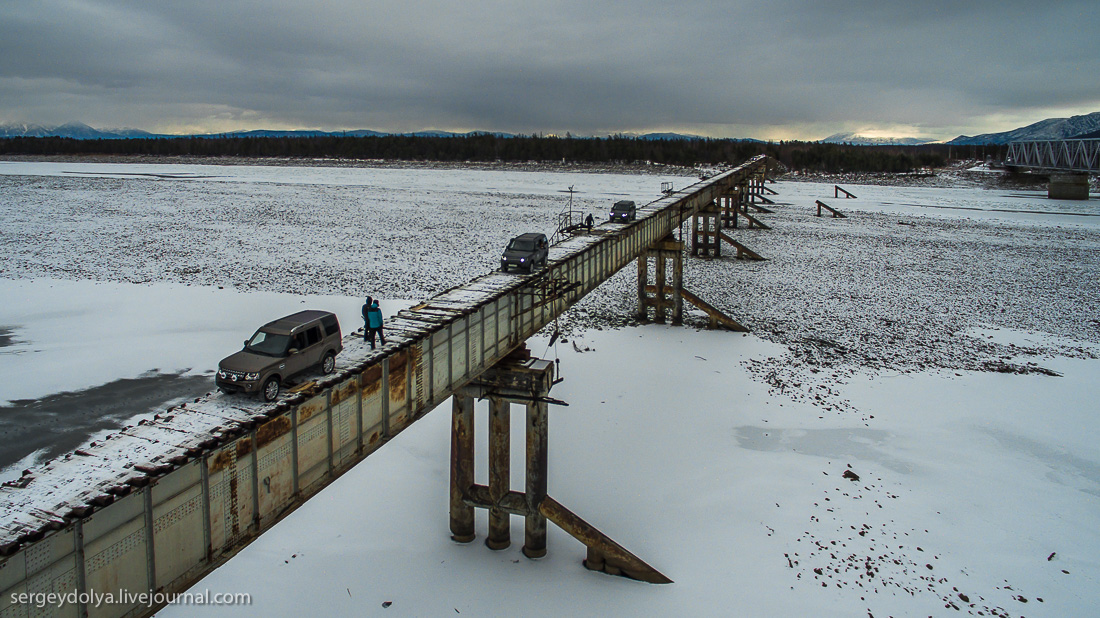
xmin=1049 ymin=173 xmax=1090 ymax=200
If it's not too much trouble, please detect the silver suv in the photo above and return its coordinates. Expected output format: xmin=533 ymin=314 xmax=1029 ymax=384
xmin=216 ymin=310 xmax=342 ymax=402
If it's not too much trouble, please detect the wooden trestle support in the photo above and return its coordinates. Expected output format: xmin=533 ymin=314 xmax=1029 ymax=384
xmin=449 ymin=349 xmax=672 ymax=584
xmin=637 ymin=236 xmax=685 ymax=324
xmin=636 ymin=233 xmax=750 ymax=332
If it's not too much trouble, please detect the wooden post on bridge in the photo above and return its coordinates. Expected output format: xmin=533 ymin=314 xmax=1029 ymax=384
xmin=637 ymin=235 xmax=684 ymax=324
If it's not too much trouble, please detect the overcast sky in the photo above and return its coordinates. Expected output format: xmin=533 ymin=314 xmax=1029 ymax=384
xmin=1 ymin=0 xmax=1098 ymax=140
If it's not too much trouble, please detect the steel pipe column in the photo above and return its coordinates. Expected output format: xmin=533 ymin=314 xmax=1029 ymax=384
xmin=522 ymin=398 xmax=549 ymax=558
xmin=449 ymin=394 xmax=475 ymax=542
xmin=486 ymin=397 xmax=511 ymax=549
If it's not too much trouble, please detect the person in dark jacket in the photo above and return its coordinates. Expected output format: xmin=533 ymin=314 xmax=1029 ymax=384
xmin=361 ymin=296 xmax=373 ymax=342
xmin=366 ymin=299 xmax=386 ymax=349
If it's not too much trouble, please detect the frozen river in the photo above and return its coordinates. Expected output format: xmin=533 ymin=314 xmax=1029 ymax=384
xmin=0 ymin=160 xmax=1098 ymax=617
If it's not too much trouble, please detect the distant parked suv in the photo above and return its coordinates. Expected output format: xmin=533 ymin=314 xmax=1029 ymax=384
xmin=217 ymin=310 xmax=342 ymax=402
xmin=610 ymin=200 xmax=636 ymax=222
xmin=500 ymin=232 xmax=549 ymax=273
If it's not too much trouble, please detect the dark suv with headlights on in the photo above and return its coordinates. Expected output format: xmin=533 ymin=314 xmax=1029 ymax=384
xmin=500 ymin=232 xmax=549 ymax=273
xmin=610 ymin=200 xmax=636 ymax=222
xmin=216 ymin=310 xmax=342 ymax=402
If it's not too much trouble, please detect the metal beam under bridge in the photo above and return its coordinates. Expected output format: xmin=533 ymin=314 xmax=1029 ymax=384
xmin=0 ymin=155 xmax=769 ymax=617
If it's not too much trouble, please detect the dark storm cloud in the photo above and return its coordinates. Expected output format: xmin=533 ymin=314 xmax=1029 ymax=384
xmin=1 ymin=0 xmax=1097 ymax=139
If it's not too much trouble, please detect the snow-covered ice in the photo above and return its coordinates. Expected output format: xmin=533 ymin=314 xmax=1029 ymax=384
xmin=151 ymin=324 xmax=1098 ymax=617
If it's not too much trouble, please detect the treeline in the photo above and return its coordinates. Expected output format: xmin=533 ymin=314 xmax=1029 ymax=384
xmin=0 ymin=134 xmax=1004 ymax=173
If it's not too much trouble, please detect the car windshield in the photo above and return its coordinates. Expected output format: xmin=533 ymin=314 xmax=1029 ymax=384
xmin=246 ymin=330 xmax=290 ymax=357
xmin=613 ymin=204 xmax=631 ymax=212
xmin=509 ymin=239 xmax=536 ymax=251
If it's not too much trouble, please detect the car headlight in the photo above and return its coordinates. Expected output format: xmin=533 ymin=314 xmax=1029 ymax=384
xmin=520 ymin=258 xmax=525 ymax=262
xmin=245 ymin=372 xmax=260 ymax=381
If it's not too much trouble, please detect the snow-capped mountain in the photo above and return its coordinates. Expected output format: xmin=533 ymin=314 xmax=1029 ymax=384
xmin=948 ymin=111 xmax=1100 ymax=145
xmin=0 ymin=122 xmax=156 ymax=139
xmin=821 ymin=132 xmax=934 ymax=146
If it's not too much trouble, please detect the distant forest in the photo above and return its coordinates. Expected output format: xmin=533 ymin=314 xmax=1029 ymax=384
xmin=0 ymin=134 xmax=1008 ymax=173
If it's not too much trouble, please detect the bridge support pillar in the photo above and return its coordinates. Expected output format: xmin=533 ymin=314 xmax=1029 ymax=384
xmin=522 ymin=396 xmax=549 ymax=558
xmin=720 ymin=188 xmax=741 ymax=229
xmin=449 ymin=394 xmax=476 ymax=543
xmin=486 ymin=397 xmax=510 ymax=549
xmin=691 ymin=201 xmax=721 ymax=258
xmin=637 ymin=235 xmax=683 ymax=324
xmin=1049 ymin=173 xmax=1090 ymax=200
xmin=454 ymin=350 xmax=672 ymax=583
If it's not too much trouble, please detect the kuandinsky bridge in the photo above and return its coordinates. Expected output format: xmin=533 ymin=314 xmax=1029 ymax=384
xmin=1005 ymin=138 xmax=1098 ymax=199
xmin=0 ymin=156 xmax=781 ymax=617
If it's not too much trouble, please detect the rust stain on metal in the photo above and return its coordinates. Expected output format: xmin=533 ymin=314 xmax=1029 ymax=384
xmin=297 ymin=397 xmax=325 ymax=423
xmin=361 ymin=365 xmax=382 ymax=398
xmin=210 ymin=449 xmax=234 ymax=473
xmin=256 ymin=415 xmax=291 ymax=449
xmin=389 ymin=351 xmax=407 ymax=401
xmin=331 ymin=379 xmax=357 ymax=406
xmin=228 ymin=474 xmax=239 ymax=537
xmin=367 ymin=431 xmax=380 ymax=445
xmin=236 ymin=437 xmax=253 ymax=458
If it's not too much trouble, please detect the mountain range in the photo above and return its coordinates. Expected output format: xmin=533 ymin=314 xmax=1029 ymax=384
xmin=3 ymin=114 xmax=1099 ymax=144
xmin=0 ymin=122 xmax=720 ymax=142
xmin=946 ymin=111 xmax=1100 ymax=145
xmin=821 ymin=133 xmax=935 ymax=146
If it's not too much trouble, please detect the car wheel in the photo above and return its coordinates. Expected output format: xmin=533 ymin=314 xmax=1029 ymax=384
xmin=322 ymin=351 xmax=336 ymax=374
xmin=262 ymin=377 xmax=280 ymax=402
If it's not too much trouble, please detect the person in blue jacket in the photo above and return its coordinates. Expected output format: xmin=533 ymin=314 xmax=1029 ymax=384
xmin=366 ymin=299 xmax=386 ymax=349
xmin=361 ymin=296 xmax=373 ymax=342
